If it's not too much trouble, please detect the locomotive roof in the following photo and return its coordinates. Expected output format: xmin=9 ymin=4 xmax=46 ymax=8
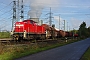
xmin=23 ymin=19 xmax=37 ymax=23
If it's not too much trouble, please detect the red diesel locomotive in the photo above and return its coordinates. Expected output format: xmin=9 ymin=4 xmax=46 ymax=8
xmin=11 ymin=19 xmax=46 ymax=40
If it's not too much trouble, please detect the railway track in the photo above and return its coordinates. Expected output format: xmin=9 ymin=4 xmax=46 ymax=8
xmin=0 ymin=38 xmax=12 ymax=43
xmin=0 ymin=38 xmax=58 ymax=45
xmin=0 ymin=37 xmax=77 ymax=45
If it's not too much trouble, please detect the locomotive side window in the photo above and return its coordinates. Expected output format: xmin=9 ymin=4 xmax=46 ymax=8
xmin=24 ymin=22 xmax=27 ymax=23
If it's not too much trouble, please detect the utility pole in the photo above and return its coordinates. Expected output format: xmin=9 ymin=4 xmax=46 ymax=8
xmin=67 ymin=22 xmax=68 ymax=31
xmin=63 ymin=20 xmax=65 ymax=31
xmin=46 ymin=7 xmax=53 ymax=26
xmin=20 ymin=0 xmax=24 ymax=21
xmin=69 ymin=26 xmax=70 ymax=31
xmin=59 ymin=14 xmax=60 ymax=30
xmin=12 ymin=1 xmax=16 ymax=30
xmin=73 ymin=28 xmax=75 ymax=40
xmin=17 ymin=0 xmax=24 ymax=21
xmin=63 ymin=20 xmax=66 ymax=42
xmin=17 ymin=0 xmax=20 ymax=21
xmin=12 ymin=0 xmax=24 ymax=30
xmin=49 ymin=7 xmax=53 ymax=26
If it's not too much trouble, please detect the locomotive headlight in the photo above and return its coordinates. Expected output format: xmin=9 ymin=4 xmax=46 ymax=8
xmin=10 ymin=30 xmax=14 ymax=35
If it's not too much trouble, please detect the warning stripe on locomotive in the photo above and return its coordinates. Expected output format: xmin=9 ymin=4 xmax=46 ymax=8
xmin=16 ymin=24 xmax=24 ymax=26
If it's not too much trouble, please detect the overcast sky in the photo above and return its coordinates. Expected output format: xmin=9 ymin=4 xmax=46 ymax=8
xmin=0 ymin=0 xmax=90 ymax=31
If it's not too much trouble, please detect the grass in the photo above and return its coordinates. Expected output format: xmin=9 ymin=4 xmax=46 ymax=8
xmin=0 ymin=32 xmax=10 ymax=38
xmin=0 ymin=38 xmax=82 ymax=60
xmin=80 ymin=47 xmax=90 ymax=60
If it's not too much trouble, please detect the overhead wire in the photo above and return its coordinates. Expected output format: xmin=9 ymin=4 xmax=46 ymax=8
xmin=0 ymin=8 xmax=13 ymax=18
xmin=0 ymin=16 xmax=12 ymax=30
xmin=0 ymin=1 xmax=13 ymax=12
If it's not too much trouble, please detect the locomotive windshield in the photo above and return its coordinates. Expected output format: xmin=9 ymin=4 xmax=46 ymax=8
xmin=30 ymin=20 xmax=33 ymax=24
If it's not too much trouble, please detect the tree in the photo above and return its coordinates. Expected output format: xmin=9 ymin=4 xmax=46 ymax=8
xmin=78 ymin=21 xmax=87 ymax=38
xmin=87 ymin=26 xmax=90 ymax=37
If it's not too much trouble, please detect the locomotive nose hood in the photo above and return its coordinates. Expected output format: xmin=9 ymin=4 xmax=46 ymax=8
xmin=14 ymin=22 xmax=24 ymax=32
